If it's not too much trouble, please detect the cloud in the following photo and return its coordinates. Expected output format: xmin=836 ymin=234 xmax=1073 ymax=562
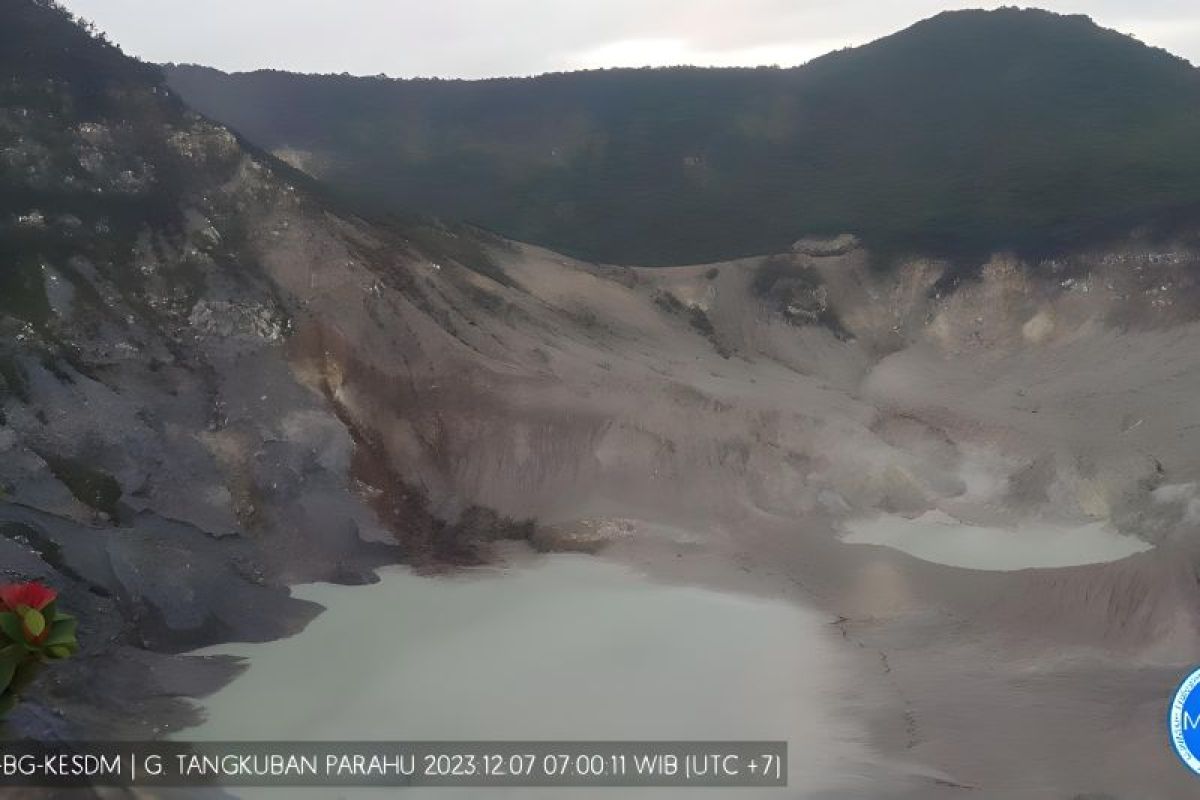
xmin=565 ymin=36 xmax=852 ymax=70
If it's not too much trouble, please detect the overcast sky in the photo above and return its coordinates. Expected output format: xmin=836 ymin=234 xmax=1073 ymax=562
xmin=62 ymin=1 xmax=1200 ymax=78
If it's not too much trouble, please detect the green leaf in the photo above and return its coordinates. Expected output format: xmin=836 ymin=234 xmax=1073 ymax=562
xmin=44 ymin=617 xmax=77 ymax=648
xmin=0 ymin=649 xmax=19 ymax=693
xmin=6 ymin=661 xmax=37 ymax=695
xmin=21 ymin=609 xmax=44 ymax=639
xmin=0 ymin=613 xmax=22 ymax=644
xmin=45 ymin=646 xmax=71 ymax=660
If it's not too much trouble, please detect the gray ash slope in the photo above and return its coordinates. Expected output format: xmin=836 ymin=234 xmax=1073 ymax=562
xmin=5 ymin=1 xmax=1200 ymax=796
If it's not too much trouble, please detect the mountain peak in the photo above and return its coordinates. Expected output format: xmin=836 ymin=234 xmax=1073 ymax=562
xmin=809 ymin=5 xmax=1196 ymax=86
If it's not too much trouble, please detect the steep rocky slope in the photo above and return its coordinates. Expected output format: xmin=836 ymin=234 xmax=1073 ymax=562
xmin=5 ymin=1 xmax=1200 ymax=795
xmin=0 ymin=0 xmax=524 ymax=737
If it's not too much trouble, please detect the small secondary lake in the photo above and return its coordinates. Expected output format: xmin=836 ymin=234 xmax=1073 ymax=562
xmin=181 ymin=554 xmax=894 ymax=798
xmin=841 ymin=510 xmax=1152 ymax=570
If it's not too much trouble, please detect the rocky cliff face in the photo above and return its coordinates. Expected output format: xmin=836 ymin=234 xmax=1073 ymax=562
xmin=5 ymin=6 xmax=1200 ymax=792
xmin=0 ymin=0 xmax=526 ymax=737
xmin=0 ymin=0 xmax=388 ymax=738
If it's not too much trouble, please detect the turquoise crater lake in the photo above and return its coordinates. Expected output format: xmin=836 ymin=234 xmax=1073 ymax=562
xmin=180 ymin=553 xmax=901 ymax=798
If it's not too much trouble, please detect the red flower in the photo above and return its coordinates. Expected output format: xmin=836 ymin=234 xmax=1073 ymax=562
xmin=0 ymin=582 xmax=57 ymax=613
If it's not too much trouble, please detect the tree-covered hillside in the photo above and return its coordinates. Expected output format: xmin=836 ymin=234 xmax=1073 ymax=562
xmin=0 ymin=0 xmax=188 ymax=327
xmin=165 ymin=8 xmax=1200 ymax=266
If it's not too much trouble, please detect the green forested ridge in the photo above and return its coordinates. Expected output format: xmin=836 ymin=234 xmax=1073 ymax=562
xmin=164 ymin=8 xmax=1200 ymax=266
xmin=0 ymin=0 xmax=190 ymax=324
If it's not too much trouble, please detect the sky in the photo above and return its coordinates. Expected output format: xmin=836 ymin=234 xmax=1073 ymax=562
xmin=62 ymin=0 xmax=1200 ymax=78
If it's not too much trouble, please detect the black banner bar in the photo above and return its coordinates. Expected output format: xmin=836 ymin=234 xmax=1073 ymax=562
xmin=0 ymin=741 xmax=788 ymax=787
